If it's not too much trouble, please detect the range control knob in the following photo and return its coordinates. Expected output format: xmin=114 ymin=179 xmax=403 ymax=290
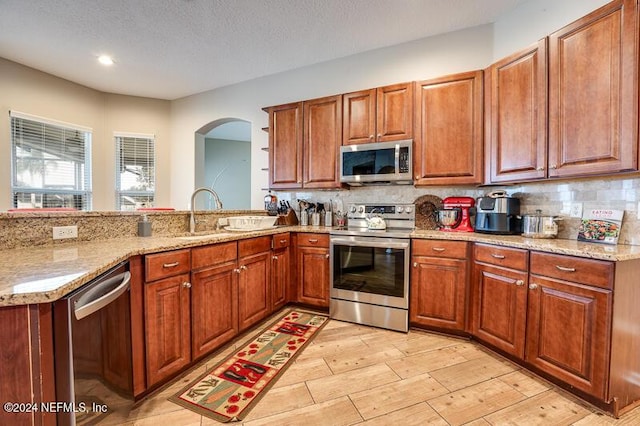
xmin=349 ymin=205 xmax=357 ymax=213
xmin=405 ymin=206 xmax=413 ymax=213
xmin=358 ymin=206 xmax=365 ymax=213
xmin=396 ymin=206 xmax=404 ymax=213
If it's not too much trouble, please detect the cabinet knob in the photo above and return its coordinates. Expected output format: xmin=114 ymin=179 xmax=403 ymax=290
xmin=549 ymin=164 xmax=557 ymax=170
xmin=182 ymin=282 xmax=192 ymax=289
xmin=240 ymin=265 xmax=248 ymax=271
xmin=536 ymin=166 xmax=545 ymax=171
xmin=377 ymin=133 xmax=382 ymax=140
xmin=233 ymin=268 xmax=241 ymax=274
xmin=515 ymin=280 xmax=524 ymax=286
xmin=272 ymin=255 xmax=279 ymax=260
xmin=413 ymin=262 xmax=418 ymax=268
xmin=369 ymin=135 xmax=374 ymax=141
xmin=325 ymin=254 xmax=330 ymax=259
xmin=529 ymin=283 xmax=538 ymax=290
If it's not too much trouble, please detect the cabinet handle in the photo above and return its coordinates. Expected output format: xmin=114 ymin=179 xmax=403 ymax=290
xmin=233 ymin=268 xmax=241 ymax=274
xmin=490 ymin=254 xmax=505 ymax=259
xmin=413 ymin=262 xmax=418 ymax=268
xmin=162 ymin=262 xmax=180 ymax=268
xmin=432 ymin=247 xmax=446 ymax=252
xmin=240 ymin=265 xmax=248 ymax=271
xmin=529 ymin=283 xmax=538 ymax=290
xmin=555 ymin=265 xmax=576 ymax=272
xmin=272 ymin=255 xmax=278 ymax=260
xmin=279 ymin=239 xmax=287 ymax=244
xmin=515 ymin=280 xmax=524 ymax=286
xmin=308 ymin=239 xmax=318 ymax=243
xmin=182 ymin=282 xmax=192 ymax=289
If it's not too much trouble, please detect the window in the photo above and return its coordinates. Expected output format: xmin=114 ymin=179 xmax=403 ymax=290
xmin=115 ymin=133 xmax=155 ymax=210
xmin=10 ymin=111 xmax=92 ymax=210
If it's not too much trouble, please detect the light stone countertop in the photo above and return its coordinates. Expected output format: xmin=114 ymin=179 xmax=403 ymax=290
xmin=1 ymin=226 xmax=638 ymax=308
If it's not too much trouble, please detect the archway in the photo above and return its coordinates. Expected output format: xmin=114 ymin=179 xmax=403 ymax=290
xmin=194 ymin=118 xmax=251 ymax=210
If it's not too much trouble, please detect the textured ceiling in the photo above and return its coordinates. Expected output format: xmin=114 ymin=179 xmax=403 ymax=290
xmin=0 ymin=0 xmax=525 ymax=100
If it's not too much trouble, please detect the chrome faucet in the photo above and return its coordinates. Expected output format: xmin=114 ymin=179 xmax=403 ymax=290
xmin=190 ymin=187 xmax=223 ymax=234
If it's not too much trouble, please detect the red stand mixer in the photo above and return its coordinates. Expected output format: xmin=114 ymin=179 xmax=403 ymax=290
xmin=438 ymin=196 xmax=475 ymax=232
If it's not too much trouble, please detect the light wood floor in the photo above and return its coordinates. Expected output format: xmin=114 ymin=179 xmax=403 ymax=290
xmin=97 ymin=309 xmax=640 ymax=425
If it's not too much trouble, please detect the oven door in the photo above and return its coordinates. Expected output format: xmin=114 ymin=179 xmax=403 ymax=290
xmin=330 ymin=235 xmax=410 ymax=309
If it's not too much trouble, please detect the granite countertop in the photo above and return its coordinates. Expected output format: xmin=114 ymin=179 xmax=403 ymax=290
xmin=1 ymin=226 xmax=638 ymax=308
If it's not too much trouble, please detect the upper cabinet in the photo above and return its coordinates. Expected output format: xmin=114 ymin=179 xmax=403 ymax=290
xmin=268 ymin=102 xmax=303 ymax=189
xmin=343 ymin=82 xmax=413 ymax=145
xmin=548 ymin=0 xmax=638 ymax=178
xmin=414 ymin=71 xmax=484 ymax=185
xmin=303 ymin=95 xmax=342 ymax=188
xmin=486 ymin=40 xmax=548 ymax=183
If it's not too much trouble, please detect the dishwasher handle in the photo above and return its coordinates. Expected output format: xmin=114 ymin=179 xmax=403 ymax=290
xmin=74 ymin=271 xmax=131 ymax=320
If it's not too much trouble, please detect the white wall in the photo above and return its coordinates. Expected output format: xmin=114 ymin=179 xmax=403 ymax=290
xmin=204 ymin=138 xmax=251 ymax=209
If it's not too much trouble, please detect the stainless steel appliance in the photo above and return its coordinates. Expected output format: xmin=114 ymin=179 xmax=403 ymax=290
xmin=330 ymin=203 xmax=415 ymax=332
xmin=521 ymin=210 xmax=562 ymax=238
xmin=53 ymin=262 xmax=133 ymax=426
xmin=340 ymin=140 xmax=413 ymax=185
xmin=475 ymin=191 xmax=522 ymax=234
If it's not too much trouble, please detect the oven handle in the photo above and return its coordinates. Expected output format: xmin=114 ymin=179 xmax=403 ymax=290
xmin=74 ymin=271 xmax=131 ymax=320
xmin=330 ymin=237 xmax=409 ymax=250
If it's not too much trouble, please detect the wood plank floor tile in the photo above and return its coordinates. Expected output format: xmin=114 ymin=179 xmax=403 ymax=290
xmin=498 ymin=369 xmax=551 ymax=397
xmin=242 ymin=382 xmax=314 ymax=421
xmin=391 ymin=331 xmax=461 ymax=355
xmin=126 ymin=408 xmax=202 ymax=426
xmin=427 ymin=378 xmax=527 ymax=425
xmin=386 ymin=346 xmax=469 ymax=378
xmin=483 ymin=389 xmax=591 ymax=425
xmin=324 ymin=344 xmax=405 ymax=374
xmin=428 ymin=355 xmax=517 ymax=392
xmin=357 ymin=402 xmax=448 ymax=426
xmin=573 ymin=409 xmax=640 ymax=425
xmin=306 ymin=363 xmax=400 ymax=403
xmin=241 ymin=396 xmax=362 ymax=426
xmin=295 ymin=334 xmax=370 ymax=362
xmin=272 ymin=357 xmax=333 ymax=388
xmin=350 ymin=372 xmax=449 ymax=420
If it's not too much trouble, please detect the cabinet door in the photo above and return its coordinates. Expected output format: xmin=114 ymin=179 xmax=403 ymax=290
xmin=271 ymin=247 xmax=289 ymax=312
xmin=297 ymin=246 xmax=330 ymax=308
xmin=376 ymin=82 xmax=414 ymax=142
xmin=144 ymin=273 xmax=191 ymax=387
xmin=526 ymin=275 xmax=612 ymax=399
xmin=487 ymin=39 xmax=547 ymax=183
xmin=410 ymin=255 xmax=468 ymax=331
xmin=343 ymin=89 xmax=376 ymax=145
xmin=238 ymin=251 xmax=271 ymax=332
xmin=471 ymin=263 xmax=528 ymax=358
xmin=303 ymin=95 xmax=342 ymax=188
xmin=548 ymin=0 xmax=638 ymax=177
xmin=414 ymin=71 xmax=483 ymax=185
xmin=268 ymin=102 xmax=303 ymax=189
xmin=191 ymin=262 xmax=238 ymax=360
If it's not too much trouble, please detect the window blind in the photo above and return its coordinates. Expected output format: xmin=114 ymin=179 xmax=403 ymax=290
xmin=10 ymin=111 xmax=92 ymax=210
xmin=115 ymin=133 xmax=155 ymax=210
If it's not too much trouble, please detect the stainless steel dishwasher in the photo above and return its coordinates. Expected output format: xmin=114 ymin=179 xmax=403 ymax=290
xmin=53 ymin=261 xmax=133 ymax=426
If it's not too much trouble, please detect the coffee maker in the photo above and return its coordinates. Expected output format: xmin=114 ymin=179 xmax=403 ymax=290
xmin=475 ymin=191 xmax=522 ymax=234
xmin=438 ymin=197 xmax=475 ymax=232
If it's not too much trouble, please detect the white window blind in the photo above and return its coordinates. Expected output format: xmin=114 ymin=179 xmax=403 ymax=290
xmin=10 ymin=111 xmax=92 ymax=210
xmin=115 ymin=133 xmax=155 ymax=210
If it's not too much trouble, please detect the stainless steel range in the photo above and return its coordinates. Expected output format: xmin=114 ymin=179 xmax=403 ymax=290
xmin=330 ymin=203 xmax=415 ymax=332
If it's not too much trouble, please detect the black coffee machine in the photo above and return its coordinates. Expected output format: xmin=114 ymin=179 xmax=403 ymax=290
xmin=475 ymin=191 xmax=522 ymax=234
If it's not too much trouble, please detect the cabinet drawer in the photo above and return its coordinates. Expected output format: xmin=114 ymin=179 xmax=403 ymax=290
xmin=192 ymin=241 xmax=237 ymax=270
xmin=145 ymin=249 xmax=191 ymax=282
xmin=272 ymin=233 xmax=291 ymax=249
xmin=474 ymin=244 xmax=528 ymax=271
xmin=297 ymin=233 xmax=329 ymax=247
xmin=412 ymin=240 xmax=468 ymax=259
xmin=530 ymin=252 xmax=613 ymax=289
xmin=239 ymin=236 xmax=272 ymax=257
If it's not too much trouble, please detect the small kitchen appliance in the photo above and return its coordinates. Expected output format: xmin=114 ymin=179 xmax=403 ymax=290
xmin=475 ymin=190 xmax=522 ymax=234
xmin=438 ymin=196 xmax=475 ymax=232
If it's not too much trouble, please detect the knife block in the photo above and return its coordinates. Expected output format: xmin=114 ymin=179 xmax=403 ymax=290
xmin=277 ymin=209 xmax=299 ymax=226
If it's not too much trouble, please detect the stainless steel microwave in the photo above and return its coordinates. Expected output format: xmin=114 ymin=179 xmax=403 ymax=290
xmin=339 ymin=140 xmax=413 ymax=185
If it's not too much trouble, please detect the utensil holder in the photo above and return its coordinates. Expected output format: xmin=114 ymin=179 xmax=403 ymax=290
xmin=276 ymin=209 xmax=299 ymax=226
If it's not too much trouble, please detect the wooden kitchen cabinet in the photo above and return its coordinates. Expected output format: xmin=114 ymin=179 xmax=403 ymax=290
xmin=237 ymin=236 xmax=272 ymax=331
xmin=343 ymin=82 xmax=413 ymax=145
xmin=526 ymin=252 xmax=613 ymax=399
xmin=268 ymin=102 xmax=303 ymax=189
xmin=471 ymin=244 xmax=529 ymax=358
xmin=410 ymin=240 xmax=469 ymax=332
xmin=414 ymin=71 xmax=483 ymax=185
xmin=295 ymin=233 xmax=330 ymax=308
xmin=271 ymin=233 xmax=291 ymax=312
xmin=190 ymin=242 xmax=238 ymax=360
xmin=548 ymin=0 xmax=638 ymax=178
xmin=486 ymin=39 xmax=548 ymax=183
xmin=303 ymin=95 xmax=342 ymax=188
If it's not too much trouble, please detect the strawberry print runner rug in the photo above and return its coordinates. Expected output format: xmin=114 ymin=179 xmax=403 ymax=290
xmin=169 ymin=310 xmax=328 ymax=422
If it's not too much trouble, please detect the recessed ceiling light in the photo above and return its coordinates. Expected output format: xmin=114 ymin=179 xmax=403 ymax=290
xmin=98 ymin=55 xmax=114 ymax=66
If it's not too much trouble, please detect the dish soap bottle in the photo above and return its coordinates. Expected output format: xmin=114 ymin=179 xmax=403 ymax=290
xmin=138 ymin=214 xmax=152 ymax=237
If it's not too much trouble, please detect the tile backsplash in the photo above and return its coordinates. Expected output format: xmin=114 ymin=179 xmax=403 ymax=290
xmin=276 ymin=175 xmax=640 ymax=246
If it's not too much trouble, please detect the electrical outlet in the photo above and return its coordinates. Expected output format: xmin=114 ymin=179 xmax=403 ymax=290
xmin=569 ymin=202 xmax=583 ymax=218
xmin=52 ymin=225 xmax=78 ymax=240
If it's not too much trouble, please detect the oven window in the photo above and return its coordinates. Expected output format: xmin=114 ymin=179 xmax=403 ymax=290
xmin=332 ymin=245 xmax=405 ymax=297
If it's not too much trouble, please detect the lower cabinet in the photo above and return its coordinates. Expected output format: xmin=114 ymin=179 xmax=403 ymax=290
xmin=237 ymin=237 xmax=272 ymax=332
xmin=271 ymin=233 xmax=291 ymax=312
xmin=296 ymin=233 xmax=330 ymax=308
xmin=470 ymin=244 xmax=529 ymax=358
xmin=410 ymin=240 xmax=469 ymax=332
